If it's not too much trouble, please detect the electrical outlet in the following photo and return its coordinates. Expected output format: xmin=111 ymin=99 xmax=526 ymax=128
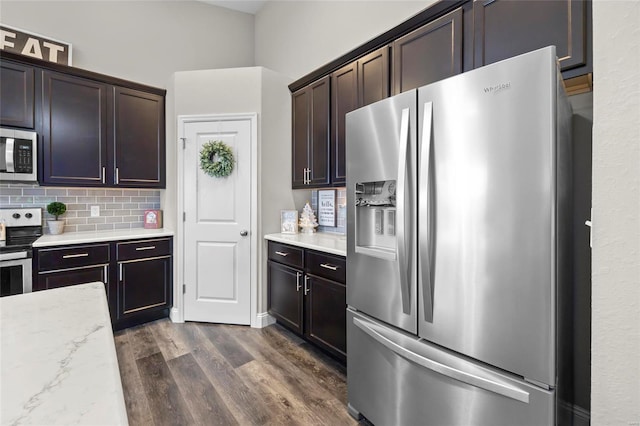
xmin=90 ymin=205 xmax=100 ymax=217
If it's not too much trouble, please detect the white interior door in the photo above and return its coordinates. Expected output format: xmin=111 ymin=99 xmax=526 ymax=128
xmin=182 ymin=117 xmax=252 ymax=324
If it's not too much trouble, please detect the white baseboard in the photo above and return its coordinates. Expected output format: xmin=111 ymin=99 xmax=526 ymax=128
xmin=253 ymin=312 xmax=276 ymax=328
xmin=170 ymin=307 xmax=183 ymax=323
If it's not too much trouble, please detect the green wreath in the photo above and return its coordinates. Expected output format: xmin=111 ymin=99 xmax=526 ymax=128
xmin=200 ymin=140 xmax=234 ymax=178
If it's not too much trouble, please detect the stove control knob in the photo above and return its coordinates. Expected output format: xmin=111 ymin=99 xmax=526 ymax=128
xmin=25 ymin=213 xmax=33 ymax=219
xmin=12 ymin=213 xmax=20 ymax=219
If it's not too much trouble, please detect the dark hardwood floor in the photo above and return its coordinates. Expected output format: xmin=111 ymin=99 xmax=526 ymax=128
xmin=114 ymin=319 xmax=358 ymax=426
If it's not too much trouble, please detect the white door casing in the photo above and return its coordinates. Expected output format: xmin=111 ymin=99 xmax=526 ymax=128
xmin=177 ymin=114 xmax=257 ymax=325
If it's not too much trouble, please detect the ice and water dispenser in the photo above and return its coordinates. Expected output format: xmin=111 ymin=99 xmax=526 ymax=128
xmin=354 ymin=180 xmax=398 ymax=260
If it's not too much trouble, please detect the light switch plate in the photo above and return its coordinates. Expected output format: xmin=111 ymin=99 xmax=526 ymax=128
xmin=90 ymin=205 xmax=100 ymax=217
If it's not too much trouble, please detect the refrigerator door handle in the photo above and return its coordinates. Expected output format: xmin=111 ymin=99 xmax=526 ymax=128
xmin=419 ymin=101 xmax=434 ymax=322
xmin=353 ymin=316 xmax=530 ymax=404
xmin=396 ymin=107 xmax=411 ymax=314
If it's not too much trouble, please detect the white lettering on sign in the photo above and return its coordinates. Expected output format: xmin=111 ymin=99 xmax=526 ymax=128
xmin=0 ymin=24 xmax=72 ymax=66
xmin=0 ymin=29 xmax=16 ymax=49
xmin=21 ymin=37 xmax=43 ymax=59
xmin=43 ymin=41 xmax=64 ymax=62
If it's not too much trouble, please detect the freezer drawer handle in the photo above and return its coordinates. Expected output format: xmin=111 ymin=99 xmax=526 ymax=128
xmin=419 ymin=101 xmax=434 ymax=322
xmin=320 ymin=263 xmax=339 ymax=271
xmin=353 ymin=316 xmax=530 ymax=404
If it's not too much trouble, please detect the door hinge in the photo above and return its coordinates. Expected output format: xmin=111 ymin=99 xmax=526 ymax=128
xmin=179 ymin=137 xmax=186 ymax=149
xmin=183 ymin=212 xmax=186 ymax=222
xmin=183 ymin=284 xmax=186 ymax=294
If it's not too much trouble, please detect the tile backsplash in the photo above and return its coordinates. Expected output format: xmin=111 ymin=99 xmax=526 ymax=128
xmin=0 ymin=184 xmax=160 ymax=233
xmin=311 ymin=188 xmax=346 ymax=234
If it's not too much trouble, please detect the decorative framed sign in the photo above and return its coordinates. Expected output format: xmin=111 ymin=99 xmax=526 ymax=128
xmin=144 ymin=209 xmax=163 ymax=229
xmin=280 ymin=210 xmax=298 ymax=234
xmin=0 ymin=25 xmax=72 ymax=66
xmin=318 ymin=189 xmax=336 ymax=227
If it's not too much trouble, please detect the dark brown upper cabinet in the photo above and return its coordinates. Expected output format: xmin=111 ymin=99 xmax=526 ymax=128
xmin=358 ymin=46 xmax=390 ymax=107
xmin=291 ymin=75 xmax=330 ymax=189
xmin=473 ymin=0 xmax=588 ymax=76
xmin=40 ymin=74 xmax=165 ymax=188
xmin=331 ymin=63 xmax=357 ymax=187
xmin=41 ymin=71 xmax=109 ymax=186
xmin=392 ymin=7 xmax=463 ymax=95
xmin=331 ymin=46 xmax=390 ymax=186
xmin=113 ymin=87 xmax=165 ymax=188
xmin=1 ymin=61 xmax=35 ymax=129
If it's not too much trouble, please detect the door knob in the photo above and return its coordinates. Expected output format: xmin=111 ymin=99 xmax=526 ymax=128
xmin=240 ymin=230 xmax=248 ymax=237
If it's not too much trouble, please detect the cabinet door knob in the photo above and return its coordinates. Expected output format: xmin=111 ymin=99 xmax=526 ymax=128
xmin=240 ymin=230 xmax=248 ymax=237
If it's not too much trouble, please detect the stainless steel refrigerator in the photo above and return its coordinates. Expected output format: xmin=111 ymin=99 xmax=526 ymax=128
xmin=345 ymin=46 xmax=572 ymax=425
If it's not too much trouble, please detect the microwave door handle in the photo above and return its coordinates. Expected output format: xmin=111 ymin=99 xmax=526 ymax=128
xmin=420 ymin=102 xmax=434 ymax=322
xmin=396 ymin=107 xmax=411 ymax=315
xmin=5 ymin=138 xmax=15 ymax=172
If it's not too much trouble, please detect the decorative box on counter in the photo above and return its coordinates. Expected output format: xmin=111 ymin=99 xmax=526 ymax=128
xmin=144 ymin=210 xmax=163 ymax=229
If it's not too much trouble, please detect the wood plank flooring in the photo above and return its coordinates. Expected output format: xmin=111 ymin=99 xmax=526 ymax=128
xmin=114 ymin=319 xmax=358 ymax=426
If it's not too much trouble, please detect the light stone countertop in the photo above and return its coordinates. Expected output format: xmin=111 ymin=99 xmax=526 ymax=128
xmin=0 ymin=282 xmax=128 ymax=425
xmin=33 ymin=228 xmax=174 ymax=247
xmin=264 ymin=232 xmax=346 ymax=256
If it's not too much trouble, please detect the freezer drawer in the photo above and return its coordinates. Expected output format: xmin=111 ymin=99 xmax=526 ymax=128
xmin=347 ymin=309 xmax=554 ymax=426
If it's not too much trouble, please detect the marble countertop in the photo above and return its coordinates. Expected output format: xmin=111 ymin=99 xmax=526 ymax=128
xmin=264 ymin=232 xmax=346 ymax=256
xmin=34 ymin=228 xmax=174 ymax=247
xmin=1 ymin=283 xmax=128 ymax=425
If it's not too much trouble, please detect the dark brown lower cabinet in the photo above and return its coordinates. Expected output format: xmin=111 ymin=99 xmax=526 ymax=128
xmin=117 ymin=256 xmax=171 ymax=324
xmin=267 ymin=241 xmax=346 ymax=362
xmin=33 ymin=237 xmax=172 ymax=330
xmin=306 ymin=274 xmax=347 ymax=360
xmin=267 ymin=261 xmax=304 ymax=334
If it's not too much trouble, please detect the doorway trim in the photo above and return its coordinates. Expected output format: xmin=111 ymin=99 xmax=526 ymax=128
xmin=174 ymin=113 xmax=259 ymax=327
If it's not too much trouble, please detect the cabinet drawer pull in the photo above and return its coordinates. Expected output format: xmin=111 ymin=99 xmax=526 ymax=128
xmin=62 ymin=253 xmax=89 ymax=259
xmin=320 ymin=263 xmax=339 ymax=271
xmin=135 ymin=246 xmax=156 ymax=251
xmin=275 ymin=251 xmax=289 ymax=257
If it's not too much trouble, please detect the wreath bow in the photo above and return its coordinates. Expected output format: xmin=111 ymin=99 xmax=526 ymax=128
xmin=200 ymin=140 xmax=234 ymax=178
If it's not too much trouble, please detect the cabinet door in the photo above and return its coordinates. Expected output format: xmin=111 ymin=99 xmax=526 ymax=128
xmin=41 ymin=71 xmax=108 ymax=186
xmin=117 ymin=256 xmax=171 ymax=319
xmin=392 ymin=8 xmax=463 ymax=94
xmin=36 ymin=265 xmax=108 ymax=296
xmin=331 ymin=62 xmax=357 ymax=186
xmin=358 ymin=46 xmax=390 ymax=107
xmin=474 ymin=0 xmax=587 ymax=72
xmin=0 ymin=61 xmax=35 ymax=129
xmin=306 ymin=274 xmax=346 ymax=361
xmin=291 ymin=88 xmax=309 ymax=188
xmin=308 ymin=76 xmax=331 ymax=186
xmin=267 ymin=260 xmax=304 ymax=334
xmin=113 ymin=87 xmax=165 ymax=188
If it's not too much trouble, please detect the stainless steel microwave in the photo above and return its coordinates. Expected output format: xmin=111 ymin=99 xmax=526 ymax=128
xmin=0 ymin=128 xmax=38 ymax=183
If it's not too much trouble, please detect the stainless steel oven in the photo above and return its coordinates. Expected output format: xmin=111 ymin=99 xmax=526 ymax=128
xmin=0 ymin=128 xmax=38 ymax=183
xmin=0 ymin=208 xmax=42 ymax=297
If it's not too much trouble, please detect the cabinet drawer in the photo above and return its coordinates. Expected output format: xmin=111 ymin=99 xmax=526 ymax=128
xmin=306 ymin=250 xmax=346 ymax=283
xmin=116 ymin=238 xmax=171 ymax=261
xmin=268 ymin=242 xmax=304 ymax=269
xmin=38 ymin=243 xmax=110 ymax=271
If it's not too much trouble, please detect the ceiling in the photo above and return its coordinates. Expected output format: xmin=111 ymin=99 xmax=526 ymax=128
xmin=199 ymin=0 xmax=267 ymax=15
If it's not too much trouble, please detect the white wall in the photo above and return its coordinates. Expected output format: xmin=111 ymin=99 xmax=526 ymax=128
xmin=172 ymin=66 xmax=293 ymax=320
xmin=591 ymin=2 xmax=640 ymax=425
xmin=255 ymin=0 xmax=434 ymax=79
xmin=1 ymin=0 xmax=254 ymax=88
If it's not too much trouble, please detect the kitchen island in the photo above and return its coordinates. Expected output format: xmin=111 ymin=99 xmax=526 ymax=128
xmin=0 ymin=282 xmax=128 ymax=425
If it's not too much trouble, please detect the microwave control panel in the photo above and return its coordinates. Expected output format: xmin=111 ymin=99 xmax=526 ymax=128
xmin=15 ymin=141 xmax=33 ymax=173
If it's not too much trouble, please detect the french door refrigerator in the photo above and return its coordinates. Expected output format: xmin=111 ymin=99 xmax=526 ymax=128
xmin=345 ymin=46 xmax=572 ymax=426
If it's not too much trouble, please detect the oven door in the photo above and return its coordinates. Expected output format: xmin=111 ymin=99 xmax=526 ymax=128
xmin=0 ymin=256 xmax=32 ymax=296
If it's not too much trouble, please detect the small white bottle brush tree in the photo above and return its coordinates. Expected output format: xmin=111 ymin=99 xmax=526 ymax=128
xmin=299 ymin=202 xmax=318 ymax=234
